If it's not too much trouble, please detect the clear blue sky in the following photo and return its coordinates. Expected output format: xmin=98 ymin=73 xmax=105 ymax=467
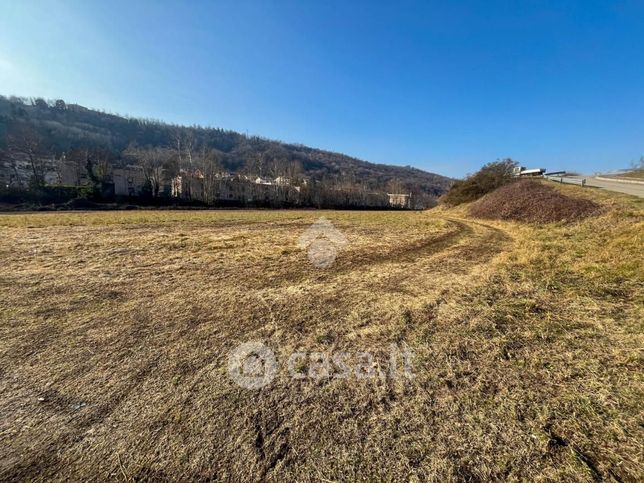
xmin=1 ymin=0 xmax=642 ymax=177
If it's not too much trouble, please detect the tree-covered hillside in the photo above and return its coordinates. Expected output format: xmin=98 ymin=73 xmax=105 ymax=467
xmin=0 ymin=95 xmax=452 ymax=198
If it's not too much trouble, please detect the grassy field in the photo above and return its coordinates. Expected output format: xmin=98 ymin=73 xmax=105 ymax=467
xmin=0 ymin=184 xmax=642 ymax=481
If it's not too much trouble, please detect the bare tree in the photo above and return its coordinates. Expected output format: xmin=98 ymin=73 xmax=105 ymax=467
xmin=125 ymin=145 xmax=171 ymax=197
xmin=630 ymin=156 xmax=644 ymax=171
xmin=386 ymin=178 xmax=405 ymax=194
xmin=6 ymin=123 xmax=47 ymax=186
xmin=0 ymin=147 xmax=23 ymax=186
xmin=173 ymin=129 xmax=196 ymax=198
xmin=285 ymin=158 xmax=303 ymax=181
xmin=243 ymin=154 xmax=262 ymax=178
xmin=199 ymin=148 xmax=223 ymax=203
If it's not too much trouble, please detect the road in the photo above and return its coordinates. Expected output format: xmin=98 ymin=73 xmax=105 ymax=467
xmin=568 ymin=176 xmax=644 ymax=198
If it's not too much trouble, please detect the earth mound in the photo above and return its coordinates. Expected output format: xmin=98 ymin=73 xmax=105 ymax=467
xmin=469 ymin=180 xmax=601 ymax=223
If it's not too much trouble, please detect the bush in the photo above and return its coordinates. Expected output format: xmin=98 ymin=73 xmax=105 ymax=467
xmin=441 ymin=159 xmax=518 ymax=206
xmin=0 ymin=185 xmax=96 ymax=205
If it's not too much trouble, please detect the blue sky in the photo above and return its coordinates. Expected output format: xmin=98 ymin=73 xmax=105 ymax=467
xmin=0 ymin=0 xmax=642 ymax=177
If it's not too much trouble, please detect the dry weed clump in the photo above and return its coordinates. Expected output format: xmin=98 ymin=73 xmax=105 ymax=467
xmin=470 ymin=179 xmax=601 ymax=223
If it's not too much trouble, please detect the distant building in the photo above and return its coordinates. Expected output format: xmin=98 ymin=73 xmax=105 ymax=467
xmin=0 ymin=152 xmax=61 ymax=187
xmin=113 ymin=166 xmax=146 ymax=196
xmin=274 ymin=176 xmax=291 ymax=186
xmin=255 ymin=176 xmax=273 ymax=185
xmin=387 ymin=193 xmax=412 ymax=209
xmin=171 ymin=169 xmax=205 ymax=198
xmin=57 ymin=154 xmax=91 ymax=186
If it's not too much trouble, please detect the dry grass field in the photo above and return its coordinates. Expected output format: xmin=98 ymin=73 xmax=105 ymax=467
xmin=0 ymin=183 xmax=642 ymax=481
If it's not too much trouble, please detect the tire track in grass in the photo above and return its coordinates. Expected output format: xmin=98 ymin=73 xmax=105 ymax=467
xmin=266 ymin=219 xmax=471 ymax=289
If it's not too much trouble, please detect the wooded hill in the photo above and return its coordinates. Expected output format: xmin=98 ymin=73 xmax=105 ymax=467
xmin=0 ymin=96 xmax=451 ymax=196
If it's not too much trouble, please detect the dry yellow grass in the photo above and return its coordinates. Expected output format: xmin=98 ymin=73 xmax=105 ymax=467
xmin=615 ymin=170 xmax=644 ymax=180
xmin=0 ymin=186 xmax=642 ymax=481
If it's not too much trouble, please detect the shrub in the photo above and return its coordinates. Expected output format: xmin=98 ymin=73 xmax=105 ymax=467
xmin=0 ymin=185 xmax=96 ymax=205
xmin=441 ymin=159 xmax=518 ymax=206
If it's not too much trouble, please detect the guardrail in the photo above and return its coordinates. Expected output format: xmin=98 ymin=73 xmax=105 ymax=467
xmin=544 ymin=175 xmax=586 ymax=186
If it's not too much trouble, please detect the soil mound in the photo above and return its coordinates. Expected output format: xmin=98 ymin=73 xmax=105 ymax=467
xmin=470 ymin=180 xmax=601 ymax=223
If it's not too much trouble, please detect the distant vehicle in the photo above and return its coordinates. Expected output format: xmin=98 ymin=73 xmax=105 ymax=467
xmin=513 ymin=166 xmax=546 ymax=177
